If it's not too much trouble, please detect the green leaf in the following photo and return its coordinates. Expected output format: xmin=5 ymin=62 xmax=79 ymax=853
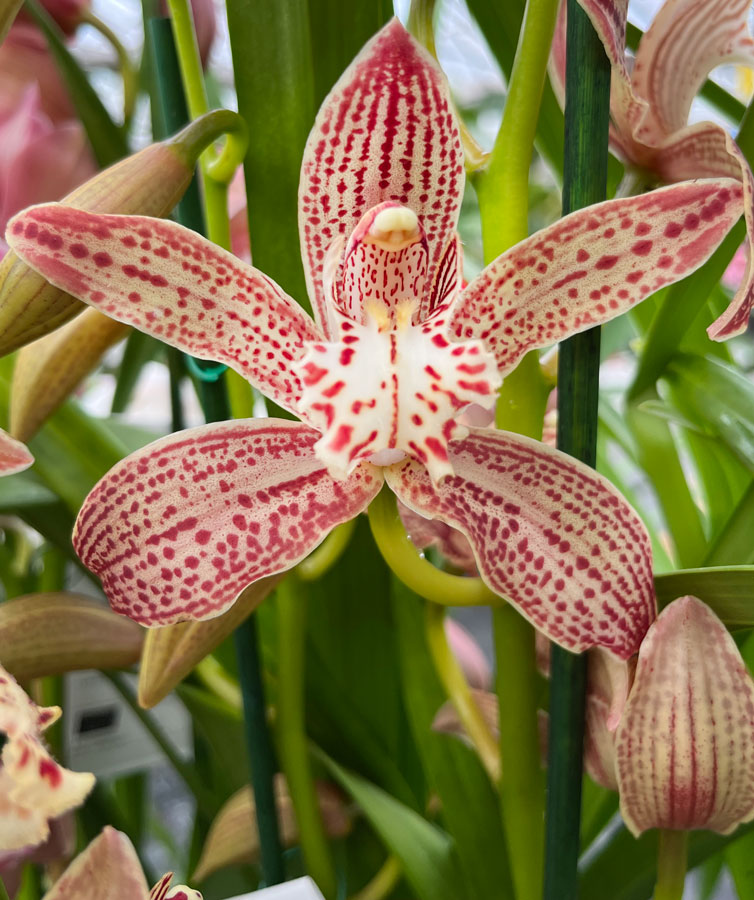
xmin=655 ymin=567 xmax=754 ymax=626
xmin=110 ymin=331 xmax=163 ymax=414
xmin=391 ymin=581 xmax=514 ymax=899
xmin=24 ymin=0 xmax=128 ymax=167
xmin=706 ymin=482 xmax=754 ymax=566
xmin=727 ymin=829 xmax=754 ymax=900
xmin=317 ymin=749 xmax=468 ymax=900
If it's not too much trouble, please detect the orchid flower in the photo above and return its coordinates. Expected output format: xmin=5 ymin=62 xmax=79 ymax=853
xmin=6 ymin=20 xmax=748 ymax=660
xmin=0 ymin=662 xmax=93 ymax=852
xmin=551 ymin=0 xmax=754 ymax=339
xmin=0 ymin=428 xmax=32 ymax=475
xmin=41 ymin=826 xmax=200 ymax=899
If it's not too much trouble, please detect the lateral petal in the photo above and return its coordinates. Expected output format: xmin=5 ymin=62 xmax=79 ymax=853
xmin=6 ymin=206 xmax=322 ymax=420
xmin=451 ymin=179 xmax=743 ymax=375
xmin=386 ymin=429 xmax=655 ymax=658
xmin=0 ymin=428 xmax=32 ymax=476
xmin=616 ymin=596 xmax=754 ymax=836
xmin=299 ymin=18 xmax=464 ymax=334
xmin=73 ymin=419 xmax=383 ymax=626
xmin=631 ymin=0 xmax=754 ymax=141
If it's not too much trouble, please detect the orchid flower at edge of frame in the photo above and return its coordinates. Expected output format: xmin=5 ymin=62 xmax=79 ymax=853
xmin=5 ymin=20 xmax=747 ymax=662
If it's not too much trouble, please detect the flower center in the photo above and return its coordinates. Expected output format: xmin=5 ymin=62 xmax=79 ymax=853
xmin=295 ymin=204 xmax=501 ymax=484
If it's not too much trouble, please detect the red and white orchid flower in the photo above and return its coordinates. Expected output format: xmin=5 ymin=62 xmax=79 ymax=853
xmin=5 ymin=20 xmax=748 ymax=659
xmin=42 ymin=825 xmax=200 ymax=899
xmin=0 ymin=662 xmax=93 ymax=853
xmin=551 ymin=0 xmax=754 ymax=338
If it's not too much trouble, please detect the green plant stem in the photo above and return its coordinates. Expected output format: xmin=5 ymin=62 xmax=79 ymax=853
xmin=80 ymin=9 xmax=138 ymax=126
xmin=425 ymin=603 xmax=500 ymax=784
xmin=277 ymin=576 xmax=338 ymax=899
xmin=103 ymin=671 xmax=217 ymax=819
xmin=654 ymin=830 xmax=688 ymax=900
xmin=351 ymin=856 xmax=402 ymax=900
xmin=544 ymin=3 xmax=611 ymax=899
xmin=367 ymin=487 xmax=502 ymax=607
xmin=493 ymin=605 xmax=544 ymax=900
xmin=297 ymin=520 xmax=357 ymax=581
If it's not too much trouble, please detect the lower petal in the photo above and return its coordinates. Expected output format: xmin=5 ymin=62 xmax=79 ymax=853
xmin=386 ymin=429 xmax=656 ymax=658
xmin=73 ymin=419 xmax=384 ymax=626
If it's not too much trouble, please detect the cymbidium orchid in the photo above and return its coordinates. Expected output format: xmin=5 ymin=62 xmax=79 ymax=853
xmin=551 ymin=0 xmax=754 ymax=339
xmin=6 ymin=20 xmax=749 ymax=661
xmin=0 ymin=662 xmax=93 ymax=852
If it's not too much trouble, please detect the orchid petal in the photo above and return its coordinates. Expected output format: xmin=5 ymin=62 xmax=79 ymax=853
xmin=386 ymin=429 xmax=655 ymax=658
xmin=0 ymin=665 xmax=94 ymax=852
xmin=445 ymin=618 xmax=493 ymax=690
xmin=0 ymin=428 xmax=32 ymax=476
xmin=432 ymin=690 xmax=499 ymax=744
xmin=452 ymin=179 xmax=743 ymax=375
xmin=299 ymin=18 xmax=464 ymax=335
xmin=149 ymin=874 xmax=202 ymax=900
xmin=615 ymin=596 xmax=754 ymax=836
xmin=584 ymin=649 xmax=635 ymax=792
xmin=631 ymin=0 xmax=754 ymax=142
xmin=398 ymin=501 xmax=478 ymax=575
xmin=42 ymin=827 xmax=148 ymax=900
xmin=548 ymin=1 xmax=567 ymax=108
xmin=73 ymin=419 xmax=383 ymax=626
xmin=6 ymin=206 xmax=323 ymax=421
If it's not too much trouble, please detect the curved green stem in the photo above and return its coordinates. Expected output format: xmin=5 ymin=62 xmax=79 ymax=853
xmin=166 ymin=0 xmax=208 ymax=119
xmin=367 ymin=487 xmax=502 ymax=607
xmin=350 ymin=856 xmax=402 ymax=900
xmin=425 ymin=603 xmax=500 ymax=784
xmin=277 ymin=576 xmax=338 ymax=899
xmin=81 ymin=10 xmax=138 ymax=127
xmin=298 ymin=520 xmax=357 ymax=582
xmin=654 ymin=830 xmax=688 ymax=900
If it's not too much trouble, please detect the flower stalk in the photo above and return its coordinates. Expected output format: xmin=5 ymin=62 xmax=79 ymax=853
xmin=544 ymin=3 xmax=611 ymax=898
xmin=654 ymin=831 xmax=688 ymax=900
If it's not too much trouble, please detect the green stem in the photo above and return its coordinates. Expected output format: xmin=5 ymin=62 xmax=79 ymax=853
xmin=654 ymin=830 xmax=688 ymax=900
xmin=80 ymin=10 xmax=138 ymax=126
xmin=425 ymin=603 xmax=500 ymax=784
xmin=493 ymin=605 xmax=544 ymax=900
xmin=166 ymin=347 xmax=185 ymax=432
xmin=367 ymin=487 xmax=502 ymax=607
xmin=277 ymin=576 xmax=338 ymax=899
xmin=544 ymin=3 xmax=611 ymax=898
xmin=234 ymin=616 xmax=286 ymax=887
xmin=297 ymin=520 xmax=357 ymax=582
xmin=103 ymin=671 xmax=217 ymax=819
xmin=350 ymin=856 xmax=402 ymax=900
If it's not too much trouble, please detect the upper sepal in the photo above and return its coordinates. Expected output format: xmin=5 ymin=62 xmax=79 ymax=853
xmin=615 ymin=596 xmax=754 ymax=835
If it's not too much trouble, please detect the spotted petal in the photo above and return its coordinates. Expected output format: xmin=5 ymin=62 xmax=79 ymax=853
xmin=615 ymin=596 xmax=754 ymax=835
xmin=386 ymin=429 xmax=655 ymax=658
xmin=73 ymin=419 xmax=383 ymax=626
xmin=6 ymin=206 xmax=323 ymax=421
xmin=298 ymin=18 xmax=464 ymax=335
xmin=631 ymin=0 xmax=754 ymax=142
xmin=0 ymin=428 xmax=33 ymax=476
xmin=451 ymin=179 xmax=744 ymax=375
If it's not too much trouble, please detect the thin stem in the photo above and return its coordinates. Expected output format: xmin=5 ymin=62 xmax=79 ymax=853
xmin=425 ymin=603 xmax=500 ymax=784
xmin=297 ymin=520 xmax=356 ymax=582
xmin=103 ymin=671 xmax=217 ymax=819
xmin=544 ymin=2 xmax=611 ymax=898
xmin=234 ymin=616 xmax=286 ymax=887
xmin=493 ymin=605 xmax=544 ymax=900
xmin=367 ymin=487 xmax=502 ymax=607
xmin=166 ymin=0 xmax=208 ymax=119
xmin=350 ymin=856 xmax=402 ymax=900
xmin=277 ymin=576 xmax=338 ymax=899
xmin=654 ymin=830 xmax=688 ymax=900
xmin=80 ymin=10 xmax=138 ymax=126
xmin=0 ymin=875 xmax=10 ymax=900
xmin=166 ymin=347 xmax=185 ymax=432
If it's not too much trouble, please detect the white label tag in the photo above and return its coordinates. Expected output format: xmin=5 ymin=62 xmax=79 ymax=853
xmin=64 ymin=671 xmax=192 ymax=778
xmin=227 ymin=878 xmax=326 ymax=900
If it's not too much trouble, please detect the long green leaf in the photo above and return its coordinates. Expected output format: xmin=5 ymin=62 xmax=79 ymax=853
xmin=706 ymin=482 xmax=754 ymax=566
xmin=655 ymin=567 xmax=754 ymax=626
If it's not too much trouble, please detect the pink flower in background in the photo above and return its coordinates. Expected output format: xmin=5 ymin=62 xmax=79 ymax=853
xmin=0 ymin=815 xmax=75 ymax=899
xmin=15 ymin=0 xmax=89 ymax=35
xmin=445 ymin=618 xmax=492 ymax=690
xmin=228 ymin=168 xmax=251 ymax=263
xmin=724 ymin=245 xmax=748 ymax=291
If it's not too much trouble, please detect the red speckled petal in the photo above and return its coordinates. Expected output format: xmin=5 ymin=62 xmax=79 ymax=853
xmin=386 ymin=429 xmax=655 ymax=658
xmin=73 ymin=419 xmax=383 ymax=626
xmin=6 ymin=206 xmax=322 ymax=420
xmin=452 ymin=179 xmax=743 ymax=375
xmin=0 ymin=428 xmax=33 ymax=476
xmin=0 ymin=664 xmax=94 ymax=852
xmin=631 ymin=0 xmax=754 ymax=142
xmin=299 ymin=19 xmax=464 ymax=336
xmin=44 ymin=826 xmax=149 ymax=900
xmin=615 ymin=596 xmax=754 ymax=836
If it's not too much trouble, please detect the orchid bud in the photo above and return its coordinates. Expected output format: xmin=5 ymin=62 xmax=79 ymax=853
xmin=0 ymin=114 xmax=226 ymax=355
xmin=0 ymin=592 xmax=143 ymax=681
xmin=615 ymin=596 xmax=754 ymax=835
xmin=193 ymin=777 xmax=352 ymax=882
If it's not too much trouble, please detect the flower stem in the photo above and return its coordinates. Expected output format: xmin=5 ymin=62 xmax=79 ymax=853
xmin=297 ymin=520 xmax=357 ymax=582
xmin=544 ymin=3 xmax=611 ymax=899
xmin=277 ymin=576 xmax=338 ymax=899
xmin=351 ymin=856 xmax=402 ymax=900
xmin=80 ymin=10 xmax=138 ymax=127
xmin=425 ymin=603 xmax=501 ymax=784
xmin=367 ymin=487 xmax=502 ymax=607
xmin=654 ymin=830 xmax=688 ymax=900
